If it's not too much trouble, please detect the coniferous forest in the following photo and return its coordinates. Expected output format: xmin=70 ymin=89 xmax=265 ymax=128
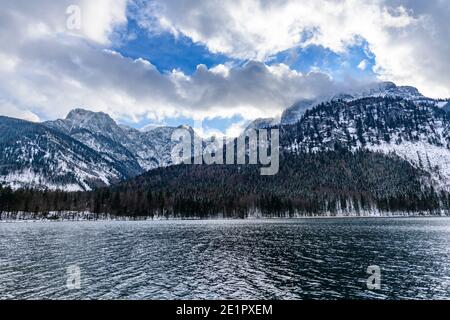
xmin=1 ymin=150 xmax=448 ymax=219
xmin=2 ymin=97 xmax=450 ymax=219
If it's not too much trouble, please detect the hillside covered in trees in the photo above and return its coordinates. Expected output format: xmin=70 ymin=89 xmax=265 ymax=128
xmin=1 ymin=150 xmax=448 ymax=219
xmin=2 ymin=96 xmax=450 ymax=219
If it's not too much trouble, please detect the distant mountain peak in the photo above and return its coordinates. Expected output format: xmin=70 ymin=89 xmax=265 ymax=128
xmin=178 ymin=124 xmax=192 ymax=130
xmin=374 ymin=81 xmax=396 ymax=90
xmin=342 ymin=81 xmax=425 ymax=101
xmin=281 ymin=81 xmax=431 ymax=125
xmin=0 ymin=116 xmax=127 ymax=191
xmin=244 ymin=117 xmax=279 ymax=131
xmin=66 ymin=108 xmax=104 ymax=119
xmin=66 ymin=108 xmax=116 ymax=125
xmin=139 ymin=123 xmax=163 ymax=132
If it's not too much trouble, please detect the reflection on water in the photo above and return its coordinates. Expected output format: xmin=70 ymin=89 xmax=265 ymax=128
xmin=0 ymin=218 xmax=449 ymax=300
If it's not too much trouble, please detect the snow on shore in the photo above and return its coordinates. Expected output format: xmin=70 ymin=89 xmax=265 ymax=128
xmin=1 ymin=209 xmax=447 ymax=222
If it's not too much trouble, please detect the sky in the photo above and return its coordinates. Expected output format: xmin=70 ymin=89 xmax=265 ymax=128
xmin=0 ymin=0 xmax=449 ymax=136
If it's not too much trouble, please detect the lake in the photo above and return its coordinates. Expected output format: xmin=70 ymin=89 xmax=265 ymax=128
xmin=0 ymin=218 xmax=449 ymax=299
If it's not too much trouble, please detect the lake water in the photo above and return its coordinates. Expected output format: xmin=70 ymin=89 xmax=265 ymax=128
xmin=0 ymin=218 xmax=449 ymax=300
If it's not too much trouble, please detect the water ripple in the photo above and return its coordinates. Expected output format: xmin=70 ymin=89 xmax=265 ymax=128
xmin=0 ymin=218 xmax=449 ymax=300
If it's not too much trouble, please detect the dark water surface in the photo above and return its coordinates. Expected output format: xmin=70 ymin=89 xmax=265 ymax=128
xmin=0 ymin=218 xmax=449 ymax=300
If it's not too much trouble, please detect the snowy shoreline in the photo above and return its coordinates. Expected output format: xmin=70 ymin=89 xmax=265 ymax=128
xmin=1 ymin=210 xmax=448 ymax=223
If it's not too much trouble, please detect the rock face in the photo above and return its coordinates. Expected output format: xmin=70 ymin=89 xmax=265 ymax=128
xmin=0 ymin=116 xmax=127 ymax=191
xmin=44 ymin=109 xmax=190 ymax=172
xmin=0 ymin=109 xmax=198 ymax=191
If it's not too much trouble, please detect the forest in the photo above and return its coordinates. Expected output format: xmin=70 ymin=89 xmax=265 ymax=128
xmin=1 ymin=149 xmax=448 ymax=219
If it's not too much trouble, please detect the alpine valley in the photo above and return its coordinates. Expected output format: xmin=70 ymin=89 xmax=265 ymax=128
xmin=1 ymin=81 xmax=450 ymax=218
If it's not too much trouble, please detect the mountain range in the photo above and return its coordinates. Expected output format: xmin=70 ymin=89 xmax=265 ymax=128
xmin=0 ymin=109 xmax=199 ymax=191
xmin=1 ymin=81 xmax=450 ymax=198
xmin=279 ymin=81 xmax=441 ymax=125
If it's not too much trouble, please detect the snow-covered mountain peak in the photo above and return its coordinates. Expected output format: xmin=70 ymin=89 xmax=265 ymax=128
xmin=244 ymin=117 xmax=279 ymax=131
xmin=44 ymin=109 xmax=201 ymax=174
xmin=64 ymin=108 xmax=118 ymax=132
xmin=281 ymin=96 xmax=450 ymax=190
xmin=139 ymin=123 xmax=163 ymax=132
xmin=342 ymin=81 xmax=425 ymax=101
xmin=66 ymin=108 xmax=113 ymax=122
xmin=178 ymin=124 xmax=192 ymax=130
xmin=281 ymin=81 xmax=432 ymax=125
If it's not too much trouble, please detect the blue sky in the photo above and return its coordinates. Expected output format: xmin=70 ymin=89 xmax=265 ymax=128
xmin=112 ymin=19 xmax=233 ymax=75
xmin=110 ymin=14 xmax=251 ymax=134
xmin=269 ymin=41 xmax=376 ymax=81
xmin=115 ymin=16 xmax=376 ymax=79
xmin=1 ymin=1 xmax=448 ymax=135
xmin=112 ymin=9 xmax=377 ymax=133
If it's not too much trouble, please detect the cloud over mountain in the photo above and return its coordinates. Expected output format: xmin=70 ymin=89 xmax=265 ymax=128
xmin=141 ymin=0 xmax=450 ymax=98
xmin=0 ymin=1 xmax=350 ymax=122
xmin=0 ymin=0 xmax=448 ymax=127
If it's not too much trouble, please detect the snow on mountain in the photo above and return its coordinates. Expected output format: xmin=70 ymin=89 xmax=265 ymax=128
xmin=244 ymin=117 xmax=279 ymax=131
xmin=281 ymin=99 xmax=318 ymax=125
xmin=119 ymin=124 xmax=195 ymax=170
xmin=282 ymin=96 xmax=450 ymax=190
xmin=1 ymin=169 xmax=87 ymax=192
xmin=45 ymin=109 xmax=199 ymax=172
xmin=0 ymin=116 xmax=126 ymax=191
xmin=45 ymin=110 xmax=142 ymax=177
xmin=1 ymin=110 xmax=203 ymax=190
xmin=281 ymin=81 xmax=437 ymax=125
xmin=337 ymin=81 xmax=427 ymax=102
xmin=2 ymin=85 xmax=449 ymax=192
xmin=441 ymin=101 xmax=450 ymax=112
xmin=367 ymin=140 xmax=450 ymax=190
xmin=139 ymin=123 xmax=163 ymax=132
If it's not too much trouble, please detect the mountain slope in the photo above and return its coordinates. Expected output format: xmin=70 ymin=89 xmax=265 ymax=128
xmin=2 ymin=150 xmax=443 ymax=218
xmin=281 ymin=96 xmax=450 ymax=189
xmin=0 ymin=108 xmax=203 ymax=191
xmin=1 ymin=82 xmax=449 ymax=196
xmin=45 ymin=109 xmax=198 ymax=172
xmin=3 ymin=94 xmax=450 ymax=216
xmin=281 ymin=99 xmax=318 ymax=125
xmin=0 ymin=116 xmax=127 ymax=191
xmin=280 ymin=81 xmax=437 ymax=125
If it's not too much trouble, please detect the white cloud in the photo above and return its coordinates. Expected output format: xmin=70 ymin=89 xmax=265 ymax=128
xmin=1 ymin=0 xmax=448 ymax=129
xmin=141 ymin=0 xmax=450 ymax=98
xmin=80 ymin=0 xmax=128 ymax=44
xmin=0 ymin=1 xmax=356 ymax=123
xmin=138 ymin=0 xmax=414 ymax=59
xmin=0 ymin=0 xmax=127 ymax=45
xmin=0 ymin=35 xmax=345 ymax=122
xmin=0 ymin=100 xmax=40 ymax=122
xmin=225 ymin=121 xmax=250 ymax=138
xmin=358 ymin=60 xmax=369 ymax=71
